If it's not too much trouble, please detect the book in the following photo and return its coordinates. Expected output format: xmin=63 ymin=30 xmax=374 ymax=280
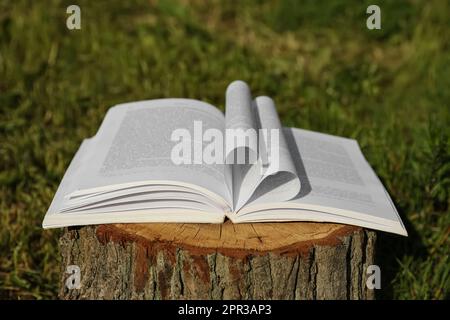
xmin=43 ymin=80 xmax=407 ymax=236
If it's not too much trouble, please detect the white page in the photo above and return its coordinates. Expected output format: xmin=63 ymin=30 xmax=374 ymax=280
xmin=63 ymin=185 xmax=200 ymax=208
xmin=71 ymin=99 xmax=233 ymax=208
xmin=239 ymin=127 xmax=407 ymax=235
xmin=43 ymin=137 xmax=96 ymax=226
xmin=224 ymin=82 xmax=300 ymax=210
xmin=63 ymin=185 xmax=193 ymax=206
xmin=225 ymin=80 xmax=258 ymax=161
xmin=225 ymin=81 xmax=258 ymax=208
xmin=62 ymin=191 xmax=225 ymax=213
xmin=65 ymin=199 xmax=220 ymax=215
xmin=44 ymin=208 xmax=225 ymax=229
xmin=234 ymin=96 xmax=300 ymax=210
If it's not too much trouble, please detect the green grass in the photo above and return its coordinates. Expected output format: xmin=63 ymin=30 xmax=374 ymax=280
xmin=0 ymin=0 xmax=449 ymax=299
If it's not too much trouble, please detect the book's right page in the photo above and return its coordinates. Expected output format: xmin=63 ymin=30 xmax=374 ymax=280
xmin=236 ymin=127 xmax=407 ymax=236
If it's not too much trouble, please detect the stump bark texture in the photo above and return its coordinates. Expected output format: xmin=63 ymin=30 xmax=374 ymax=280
xmin=59 ymin=222 xmax=376 ymax=299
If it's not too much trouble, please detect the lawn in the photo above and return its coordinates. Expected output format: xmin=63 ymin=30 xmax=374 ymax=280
xmin=0 ymin=0 xmax=448 ymax=299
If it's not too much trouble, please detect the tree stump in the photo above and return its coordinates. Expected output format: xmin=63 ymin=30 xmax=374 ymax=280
xmin=59 ymin=221 xmax=376 ymax=300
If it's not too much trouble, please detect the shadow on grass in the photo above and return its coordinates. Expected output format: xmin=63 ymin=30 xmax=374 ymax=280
xmin=375 ymin=204 xmax=427 ymax=299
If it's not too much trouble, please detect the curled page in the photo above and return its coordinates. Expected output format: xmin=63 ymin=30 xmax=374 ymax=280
xmin=254 ymin=96 xmax=296 ymax=176
xmin=224 ymin=80 xmax=300 ymax=211
xmin=225 ymin=80 xmax=258 ymax=164
xmin=233 ymin=96 xmax=301 ymax=211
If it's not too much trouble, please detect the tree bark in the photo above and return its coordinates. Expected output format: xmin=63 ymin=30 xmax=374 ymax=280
xmin=59 ymin=222 xmax=376 ymax=300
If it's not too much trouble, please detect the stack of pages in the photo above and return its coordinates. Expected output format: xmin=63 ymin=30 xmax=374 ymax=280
xmin=43 ymin=81 xmax=407 ymax=236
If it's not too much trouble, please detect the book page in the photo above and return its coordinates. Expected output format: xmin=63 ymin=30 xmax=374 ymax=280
xmin=233 ymin=96 xmax=300 ymax=210
xmin=287 ymin=128 xmax=401 ymax=222
xmin=43 ymin=137 xmax=96 ymax=221
xmin=224 ymin=80 xmax=259 ymax=164
xmin=240 ymin=127 xmax=406 ymax=234
xmin=71 ymin=99 xmax=233 ymax=208
xmin=224 ymin=81 xmax=300 ymax=210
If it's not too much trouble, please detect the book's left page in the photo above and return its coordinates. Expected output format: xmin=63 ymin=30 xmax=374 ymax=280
xmin=43 ymin=99 xmax=232 ymax=228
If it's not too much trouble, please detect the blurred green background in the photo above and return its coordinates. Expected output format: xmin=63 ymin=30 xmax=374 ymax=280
xmin=0 ymin=0 xmax=449 ymax=299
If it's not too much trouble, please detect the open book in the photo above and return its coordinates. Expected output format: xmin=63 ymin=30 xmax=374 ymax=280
xmin=43 ymin=81 xmax=407 ymax=236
